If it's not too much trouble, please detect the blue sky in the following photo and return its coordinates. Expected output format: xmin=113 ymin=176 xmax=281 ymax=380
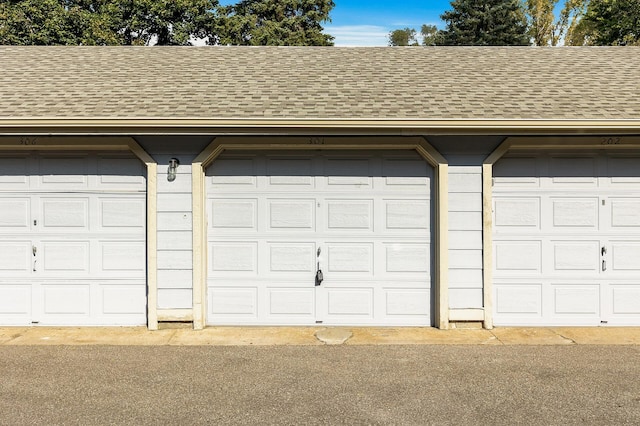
xmin=325 ymin=0 xmax=451 ymax=46
xmin=218 ymin=0 xmax=452 ymax=46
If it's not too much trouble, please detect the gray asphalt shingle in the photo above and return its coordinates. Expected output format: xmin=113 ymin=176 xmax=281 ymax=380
xmin=1 ymin=46 xmax=639 ymax=121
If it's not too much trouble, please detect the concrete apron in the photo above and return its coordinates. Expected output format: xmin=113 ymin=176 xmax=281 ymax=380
xmin=2 ymin=326 xmax=640 ymax=346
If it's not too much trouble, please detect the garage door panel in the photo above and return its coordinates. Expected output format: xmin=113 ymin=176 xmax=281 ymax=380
xmin=326 ymin=200 xmax=373 ymax=230
xmin=100 ymin=242 xmax=145 ymax=273
xmin=385 ymin=289 xmax=429 ymax=316
xmin=96 ymin=156 xmax=145 ymax=187
xmin=382 ymin=159 xmax=431 ymax=188
xmin=610 ymin=199 xmax=640 ymax=227
xmin=548 ymin=157 xmax=598 ymax=185
xmin=99 ymin=198 xmax=145 ymax=229
xmin=0 ymin=241 xmax=31 ymax=274
xmin=38 ymin=156 xmax=89 ymax=188
xmin=42 ymin=284 xmax=91 ymax=315
xmin=209 ymin=287 xmax=258 ymax=316
xmin=268 ymin=243 xmax=315 ymax=273
xmin=42 ymin=241 xmax=90 ymax=272
xmin=266 ymin=158 xmax=315 ymax=186
xmin=495 ymin=241 xmax=541 ymax=272
xmin=0 ymin=284 xmax=31 ymax=315
xmin=607 ymin=157 xmax=640 ymax=184
xmin=268 ymin=200 xmax=315 ymax=230
xmin=325 ymin=159 xmax=371 ymax=187
xmin=211 ymin=199 xmax=257 ymax=229
xmin=553 ymin=285 xmax=600 ymax=315
xmin=0 ymin=156 xmax=29 ymax=187
xmin=385 ymin=200 xmax=429 ymax=230
xmin=326 ymin=288 xmax=373 ymax=316
xmin=385 ymin=243 xmax=429 ymax=273
xmin=494 ymin=198 xmax=540 ymax=229
xmin=268 ymin=288 xmax=315 ymax=316
xmin=492 ymin=157 xmax=539 ymax=187
xmin=611 ymin=286 xmax=640 ymax=314
xmin=210 ymin=242 xmax=257 ymax=273
xmin=208 ymin=158 xmax=257 ymax=187
xmin=611 ymin=243 xmax=640 ymax=271
xmin=552 ymin=241 xmax=599 ymax=272
xmin=101 ymin=283 xmax=146 ymax=315
xmin=0 ymin=198 xmax=30 ymax=229
xmin=551 ymin=198 xmax=599 ymax=228
xmin=327 ymin=244 xmax=373 ymax=274
xmin=41 ymin=198 xmax=89 ymax=230
xmin=495 ymin=284 xmax=542 ymax=315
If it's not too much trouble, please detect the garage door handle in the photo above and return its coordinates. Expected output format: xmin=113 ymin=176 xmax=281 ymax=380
xmin=602 ymin=260 xmax=606 ymax=272
xmin=33 ymin=259 xmax=37 ymax=272
xmin=315 ymin=268 xmax=323 ymax=286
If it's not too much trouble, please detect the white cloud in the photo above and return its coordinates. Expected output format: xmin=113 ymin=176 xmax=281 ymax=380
xmin=324 ymin=25 xmax=390 ymax=47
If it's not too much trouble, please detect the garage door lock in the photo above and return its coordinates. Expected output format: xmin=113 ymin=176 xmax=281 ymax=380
xmin=315 ymin=247 xmax=323 ymax=286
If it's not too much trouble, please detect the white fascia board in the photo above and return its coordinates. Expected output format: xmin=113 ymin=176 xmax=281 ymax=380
xmin=0 ymin=118 xmax=639 ymax=136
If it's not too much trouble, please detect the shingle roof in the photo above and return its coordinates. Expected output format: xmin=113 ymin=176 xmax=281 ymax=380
xmin=1 ymin=46 xmax=639 ymax=121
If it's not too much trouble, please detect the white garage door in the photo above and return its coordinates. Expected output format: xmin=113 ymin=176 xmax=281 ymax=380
xmin=493 ymin=151 xmax=640 ymax=326
xmin=0 ymin=152 xmax=147 ymax=325
xmin=206 ymin=150 xmax=433 ymax=325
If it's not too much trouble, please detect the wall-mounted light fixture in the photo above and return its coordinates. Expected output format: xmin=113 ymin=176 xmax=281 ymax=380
xmin=167 ymin=158 xmax=180 ymax=182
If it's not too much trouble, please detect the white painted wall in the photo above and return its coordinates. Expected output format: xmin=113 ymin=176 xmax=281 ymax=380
xmin=136 ymin=137 xmax=211 ymax=311
xmin=428 ymin=137 xmax=504 ymax=310
xmin=447 ymin=159 xmax=483 ymax=308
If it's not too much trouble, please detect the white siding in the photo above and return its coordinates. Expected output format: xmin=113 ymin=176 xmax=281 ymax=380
xmin=155 ymin=157 xmax=193 ymax=309
xmin=135 ymin=137 xmax=212 ymax=312
xmin=447 ymin=157 xmax=486 ymax=309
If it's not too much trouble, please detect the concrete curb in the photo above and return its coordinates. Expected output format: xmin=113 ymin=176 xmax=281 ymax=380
xmin=3 ymin=326 xmax=640 ymax=346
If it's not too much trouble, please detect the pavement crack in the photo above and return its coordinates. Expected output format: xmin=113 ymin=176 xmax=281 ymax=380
xmin=165 ymin=329 xmax=179 ymax=345
xmin=488 ymin=329 xmax=505 ymax=345
xmin=549 ymin=329 xmax=577 ymax=344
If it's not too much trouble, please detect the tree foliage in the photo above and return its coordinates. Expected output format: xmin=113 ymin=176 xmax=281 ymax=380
xmin=217 ymin=0 xmax=334 ymax=46
xmin=577 ymin=0 xmax=640 ymax=45
xmin=440 ymin=0 xmax=530 ymax=45
xmin=524 ymin=0 xmax=588 ymax=45
xmin=0 ymin=0 xmax=335 ymax=46
xmin=388 ymin=27 xmax=418 ymax=46
xmin=420 ymin=24 xmax=444 ymax=45
xmin=0 ymin=0 xmax=219 ymax=45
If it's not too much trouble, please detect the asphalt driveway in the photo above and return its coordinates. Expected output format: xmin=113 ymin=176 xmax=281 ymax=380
xmin=1 ymin=345 xmax=639 ymax=425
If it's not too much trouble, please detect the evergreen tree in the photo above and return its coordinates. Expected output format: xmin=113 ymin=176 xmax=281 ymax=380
xmin=576 ymin=0 xmax=640 ymax=45
xmin=440 ymin=0 xmax=530 ymax=45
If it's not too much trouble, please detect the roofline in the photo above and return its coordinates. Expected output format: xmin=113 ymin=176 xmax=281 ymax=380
xmin=1 ymin=118 xmax=639 ymax=136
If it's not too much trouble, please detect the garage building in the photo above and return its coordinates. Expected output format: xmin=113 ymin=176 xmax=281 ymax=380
xmin=0 ymin=46 xmax=639 ymax=329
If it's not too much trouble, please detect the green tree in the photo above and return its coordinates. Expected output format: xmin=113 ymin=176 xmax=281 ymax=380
xmin=576 ymin=0 xmax=640 ymax=45
xmin=524 ymin=0 xmax=588 ymax=45
xmin=0 ymin=0 xmax=219 ymax=45
xmin=420 ymin=24 xmax=444 ymax=45
xmin=388 ymin=27 xmax=418 ymax=46
xmin=218 ymin=0 xmax=334 ymax=46
xmin=440 ymin=0 xmax=530 ymax=45
xmin=0 ymin=0 xmax=77 ymax=45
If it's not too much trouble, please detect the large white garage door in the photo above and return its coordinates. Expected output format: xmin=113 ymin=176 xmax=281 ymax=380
xmin=0 ymin=152 xmax=147 ymax=325
xmin=206 ymin=150 xmax=433 ymax=325
xmin=493 ymin=151 xmax=640 ymax=326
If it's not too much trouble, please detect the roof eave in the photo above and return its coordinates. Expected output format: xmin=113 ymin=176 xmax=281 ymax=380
xmin=1 ymin=118 xmax=639 ymax=136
